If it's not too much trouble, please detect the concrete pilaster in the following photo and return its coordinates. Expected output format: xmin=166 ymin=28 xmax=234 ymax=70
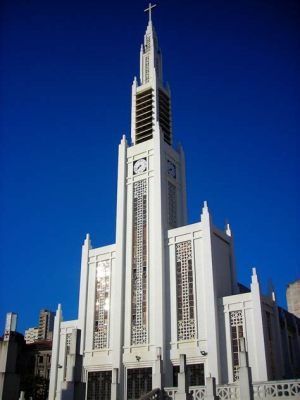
xmin=205 ymin=376 xmax=217 ymax=400
xmin=250 ymin=268 xmax=268 ymax=381
xmin=174 ymin=354 xmax=188 ymax=400
xmin=78 ymin=234 xmax=91 ymax=354
xmin=200 ymin=202 xmax=221 ymax=382
xmin=111 ymin=368 xmax=118 ymax=400
xmin=271 ymin=293 xmax=285 ymax=378
xmin=61 ymin=329 xmax=85 ymax=400
xmin=48 ymin=304 xmax=63 ymax=400
xmin=239 ymin=337 xmax=253 ymax=400
xmin=152 ymin=354 xmax=162 ymax=389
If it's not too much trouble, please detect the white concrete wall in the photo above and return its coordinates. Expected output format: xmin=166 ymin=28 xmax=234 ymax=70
xmin=167 ymin=214 xmax=222 ymax=383
xmin=49 ymin=317 xmax=78 ymax=400
xmin=218 ymin=281 xmax=269 ymax=384
xmin=211 ymin=228 xmax=234 ymax=298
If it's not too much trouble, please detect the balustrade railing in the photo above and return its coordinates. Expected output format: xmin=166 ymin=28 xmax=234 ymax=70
xmin=164 ymin=386 xmax=206 ymax=400
xmin=189 ymin=385 xmax=206 ymax=399
xmin=216 ymin=384 xmax=240 ymax=400
xmin=164 ymin=387 xmax=176 ymax=399
xmin=163 ymin=379 xmax=300 ymax=399
xmin=253 ymin=379 xmax=300 ymax=399
xmin=161 ymin=379 xmax=300 ymax=400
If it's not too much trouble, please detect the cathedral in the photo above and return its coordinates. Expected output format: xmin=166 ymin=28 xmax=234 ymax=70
xmin=48 ymin=5 xmax=300 ymax=400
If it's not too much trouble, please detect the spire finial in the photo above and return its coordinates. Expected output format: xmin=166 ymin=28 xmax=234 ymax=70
xmin=225 ymin=221 xmax=232 ymax=237
xmin=144 ymin=3 xmax=157 ymax=23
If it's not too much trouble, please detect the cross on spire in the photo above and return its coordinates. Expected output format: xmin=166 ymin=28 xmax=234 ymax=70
xmin=144 ymin=3 xmax=157 ymax=23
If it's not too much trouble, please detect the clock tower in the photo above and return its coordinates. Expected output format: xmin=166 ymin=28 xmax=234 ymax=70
xmin=115 ymin=4 xmax=188 ymax=391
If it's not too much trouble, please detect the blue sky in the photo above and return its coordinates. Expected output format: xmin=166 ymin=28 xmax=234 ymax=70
xmin=1 ymin=0 xmax=299 ymax=334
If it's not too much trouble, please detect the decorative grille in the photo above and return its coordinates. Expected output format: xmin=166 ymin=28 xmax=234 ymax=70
xmin=145 ymin=56 xmax=150 ymax=83
xmin=217 ymin=385 xmax=240 ymax=400
xmin=189 ymin=386 xmax=207 ymax=400
xmin=230 ymin=310 xmax=244 ymax=382
xmin=144 ymin=33 xmax=151 ymax=84
xmin=176 ymin=240 xmax=195 ymax=341
xmin=168 ymin=181 xmax=177 ymax=228
xmin=164 ymin=386 xmax=207 ymax=400
xmin=131 ymin=179 xmax=147 ymax=345
xmin=94 ymin=260 xmax=111 ymax=349
xmin=253 ymin=380 xmax=300 ymax=398
xmin=146 ymin=35 xmax=151 ymax=52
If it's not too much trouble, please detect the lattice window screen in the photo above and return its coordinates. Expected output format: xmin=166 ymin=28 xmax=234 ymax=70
xmin=230 ymin=310 xmax=244 ymax=382
xmin=176 ymin=240 xmax=195 ymax=341
xmin=131 ymin=179 xmax=148 ymax=345
xmin=145 ymin=56 xmax=150 ymax=83
xmin=144 ymin=35 xmax=151 ymax=83
xmin=94 ymin=260 xmax=111 ymax=349
xmin=168 ymin=181 xmax=177 ymax=228
xmin=145 ymin=35 xmax=151 ymax=52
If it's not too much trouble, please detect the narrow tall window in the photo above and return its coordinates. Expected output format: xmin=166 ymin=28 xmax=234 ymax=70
xmin=131 ymin=179 xmax=147 ymax=345
xmin=288 ymin=334 xmax=294 ymax=365
xmin=127 ymin=368 xmax=152 ymax=400
xmin=94 ymin=260 xmax=111 ymax=349
xmin=230 ymin=310 xmax=244 ymax=381
xmin=168 ymin=181 xmax=177 ymax=228
xmin=266 ymin=311 xmax=275 ymax=378
xmin=176 ymin=240 xmax=195 ymax=341
xmin=87 ymin=371 xmax=111 ymax=400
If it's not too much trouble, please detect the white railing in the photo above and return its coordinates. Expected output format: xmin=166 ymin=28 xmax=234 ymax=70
xmin=164 ymin=386 xmax=206 ymax=400
xmin=216 ymin=384 xmax=240 ymax=400
xmin=189 ymin=385 xmax=206 ymax=399
xmin=164 ymin=387 xmax=176 ymax=399
xmin=164 ymin=379 xmax=300 ymax=400
xmin=253 ymin=379 xmax=300 ymax=399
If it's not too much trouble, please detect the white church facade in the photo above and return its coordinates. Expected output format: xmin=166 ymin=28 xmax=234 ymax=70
xmin=48 ymin=6 xmax=300 ymax=400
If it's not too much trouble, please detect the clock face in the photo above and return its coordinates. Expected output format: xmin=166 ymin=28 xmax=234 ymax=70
xmin=133 ymin=158 xmax=147 ymax=174
xmin=167 ymin=160 xmax=176 ymax=178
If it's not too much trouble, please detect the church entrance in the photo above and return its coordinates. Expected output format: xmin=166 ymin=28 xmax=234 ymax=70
xmin=87 ymin=371 xmax=112 ymax=400
xmin=127 ymin=367 xmax=152 ymax=399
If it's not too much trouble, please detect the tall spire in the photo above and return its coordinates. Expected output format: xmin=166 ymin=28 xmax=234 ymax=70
xmin=140 ymin=4 xmax=162 ymax=85
xmin=131 ymin=5 xmax=172 ymax=146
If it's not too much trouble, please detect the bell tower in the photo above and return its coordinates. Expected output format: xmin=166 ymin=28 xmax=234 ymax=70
xmin=131 ymin=3 xmax=172 ymax=146
xmin=114 ymin=3 xmax=188 ymax=393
